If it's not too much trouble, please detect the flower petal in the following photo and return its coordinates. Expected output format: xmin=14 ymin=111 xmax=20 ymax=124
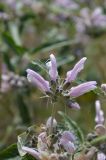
xmin=69 ymin=81 xmax=97 ymax=97
xmin=60 ymin=139 xmax=75 ymax=154
xmin=22 ymin=146 xmax=41 ymax=160
xmin=26 ymin=69 xmax=50 ymax=93
xmin=65 ymin=57 xmax=87 ymax=84
xmin=61 ymin=131 xmax=76 ymax=142
xmin=67 ymin=101 xmax=80 ymax=110
xmin=47 ymin=54 xmax=58 ymax=82
xmin=97 ymin=152 xmax=106 ymax=160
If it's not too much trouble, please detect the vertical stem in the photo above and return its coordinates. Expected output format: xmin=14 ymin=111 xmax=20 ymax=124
xmin=49 ymin=102 xmax=55 ymax=134
xmin=51 ymin=102 xmax=55 ymax=118
xmin=0 ymin=52 xmax=2 ymax=89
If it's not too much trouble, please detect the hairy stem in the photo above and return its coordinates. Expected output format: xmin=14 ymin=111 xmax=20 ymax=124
xmin=90 ymin=134 xmax=106 ymax=146
xmin=85 ymin=135 xmax=106 ymax=149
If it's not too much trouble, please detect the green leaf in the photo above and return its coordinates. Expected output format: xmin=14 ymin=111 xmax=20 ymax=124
xmin=19 ymin=14 xmax=36 ymax=33
xmin=17 ymin=132 xmax=28 ymax=157
xmin=32 ymin=60 xmax=48 ymax=74
xmin=8 ymin=22 xmax=22 ymax=46
xmin=2 ymin=32 xmax=26 ymax=55
xmin=57 ymin=55 xmax=75 ymax=67
xmin=16 ymin=93 xmax=31 ymax=125
xmin=7 ymin=156 xmax=21 ymax=160
xmin=3 ymin=51 xmax=14 ymax=71
xmin=17 ymin=125 xmax=37 ymax=159
xmin=0 ymin=144 xmax=19 ymax=160
xmin=30 ymin=39 xmax=78 ymax=54
xmin=22 ymin=155 xmax=35 ymax=160
xmin=58 ymin=111 xmax=84 ymax=143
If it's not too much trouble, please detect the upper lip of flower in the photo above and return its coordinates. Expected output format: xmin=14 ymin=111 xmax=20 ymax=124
xmin=60 ymin=131 xmax=76 ymax=154
xmin=26 ymin=69 xmax=51 ymax=93
xmin=68 ymin=81 xmax=97 ymax=98
xmin=47 ymin=54 xmax=58 ymax=82
xmin=65 ymin=57 xmax=87 ymax=84
xmin=22 ymin=146 xmax=40 ymax=160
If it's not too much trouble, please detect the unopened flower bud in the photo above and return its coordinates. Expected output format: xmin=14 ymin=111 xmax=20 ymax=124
xmin=46 ymin=54 xmax=58 ymax=82
xmin=95 ymin=124 xmax=106 ymax=135
xmin=46 ymin=117 xmax=57 ymax=130
xmin=61 ymin=131 xmax=76 ymax=142
xmin=60 ymin=131 xmax=76 ymax=154
xmin=60 ymin=139 xmax=75 ymax=154
xmin=95 ymin=100 xmax=104 ymax=125
xmin=67 ymin=101 xmax=80 ymax=110
xmin=101 ymin=84 xmax=106 ymax=92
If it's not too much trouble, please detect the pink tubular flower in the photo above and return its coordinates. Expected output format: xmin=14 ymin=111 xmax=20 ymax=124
xmin=22 ymin=146 xmax=40 ymax=160
xmin=26 ymin=69 xmax=51 ymax=93
xmin=55 ymin=0 xmax=79 ymax=10
xmin=69 ymin=81 xmax=97 ymax=98
xmin=61 ymin=131 xmax=76 ymax=142
xmin=67 ymin=101 xmax=80 ymax=110
xmin=65 ymin=57 xmax=87 ymax=84
xmin=60 ymin=139 xmax=75 ymax=154
xmin=95 ymin=100 xmax=104 ymax=124
xmin=60 ymin=131 xmax=76 ymax=154
xmin=47 ymin=54 xmax=58 ymax=82
xmin=97 ymin=152 xmax=106 ymax=160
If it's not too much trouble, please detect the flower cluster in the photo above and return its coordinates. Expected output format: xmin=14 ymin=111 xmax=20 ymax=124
xmin=54 ymin=0 xmax=79 ymax=10
xmin=75 ymin=7 xmax=106 ymax=35
xmin=18 ymin=102 xmax=106 ymax=160
xmin=0 ymin=67 xmax=27 ymax=93
xmin=17 ymin=55 xmax=106 ymax=160
xmin=26 ymin=54 xmax=97 ymax=109
xmin=18 ymin=117 xmax=77 ymax=160
xmin=0 ymin=12 xmax=10 ymax=20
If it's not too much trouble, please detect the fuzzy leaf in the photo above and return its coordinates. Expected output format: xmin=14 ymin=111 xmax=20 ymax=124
xmin=22 ymin=154 xmax=36 ymax=160
xmin=16 ymin=93 xmax=31 ymax=125
xmin=32 ymin=60 xmax=48 ymax=74
xmin=58 ymin=111 xmax=84 ymax=143
xmin=17 ymin=125 xmax=37 ymax=157
xmin=30 ymin=39 xmax=78 ymax=54
xmin=0 ymin=143 xmax=19 ymax=159
xmin=2 ymin=32 xmax=26 ymax=55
